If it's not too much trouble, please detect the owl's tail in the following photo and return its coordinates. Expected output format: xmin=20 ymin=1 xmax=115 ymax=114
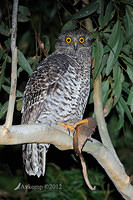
xmin=22 ymin=143 xmax=50 ymax=177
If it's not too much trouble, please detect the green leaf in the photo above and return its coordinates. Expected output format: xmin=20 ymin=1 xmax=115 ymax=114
xmin=106 ymin=21 xmax=124 ymax=75
xmin=4 ymin=38 xmax=11 ymax=50
xmin=2 ymin=84 xmax=10 ymax=94
xmin=95 ymin=54 xmax=108 ymax=79
xmin=104 ymin=21 xmax=121 ymax=53
xmin=0 ymin=101 xmax=8 ymax=119
xmin=122 ymin=82 xmax=131 ymax=99
xmin=121 ymin=53 xmax=133 ymax=82
xmin=129 ymin=37 xmax=133 ymax=50
xmin=19 ymin=6 xmax=30 ymax=17
xmin=18 ymin=14 xmax=30 ymax=22
xmin=123 ymin=5 xmax=133 ymax=39
xmin=88 ymin=90 xmax=94 ymax=104
xmin=16 ymin=90 xmax=23 ymax=98
xmin=112 ymin=64 xmax=124 ymax=106
xmin=120 ymin=96 xmax=133 ymax=125
xmin=2 ymin=84 xmax=23 ymax=97
xmin=18 ymin=6 xmax=30 ymax=22
xmin=3 ymin=54 xmax=11 ymax=63
xmin=18 ymin=31 xmax=31 ymax=51
xmin=72 ymin=0 xmax=99 ymax=19
xmin=121 ymin=53 xmax=133 ymax=67
xmin=122 ymin=44 xmax=130 ymax=55
xmin=42 ymin=35 xmax=50 ymax=54
xmin=17 ymin=67 xmax=23 ymax=77
xmin=93 ymin=38 xmax=104 ymax=79
xmin=127 ymin=86 xmax=133 ymax=112
xmin=16 ymin=99 xmax=23 ymax=111
xmin=27 ymin=56 xmax=38 ymax=65
xmin=0 ymin=61 xmax=6 ymax=90
xmin=62 ymin=20 xmax=77 ymax=32
xmin=0 ymin=48 xmax=5 ymax=59
xmin=0 ymin=22 xmax=10 ymax=37
xmin=4 ymin=77 xmax=10 ymax=85
xmin=103 ymin=2 xmax=115 ymax=28
xmin=17 ymin=49 xmax=33 ymax=76
xmin=104 ymin=97 xmax=113 ymax=117
xmin=127 ymin=66 xmax=133 ymax=82
xmin=32 ymin=56 xmax=40 ymax=71
xmin=116 ymin=102 xmax=124 ymax=130
xmin=0 ymin=175 xmax=21 ymax=191
xmin=27 ymin=56 xmax=40 ymax=71
xmin=102 ymin=80 xmax=109 ymax=107
xmin=120 ymin=0 xmax=133 ymax=4
xmin=98 ymin=0 xmax=104 ymax=27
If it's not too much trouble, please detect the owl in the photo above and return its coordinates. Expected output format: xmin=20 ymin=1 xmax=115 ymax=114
xmin=21 ymin=29 xmax=91 ymax=177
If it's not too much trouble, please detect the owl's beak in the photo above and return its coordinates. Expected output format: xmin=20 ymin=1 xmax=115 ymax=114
xmin=73 ymin=41 xmax=78 ymax=51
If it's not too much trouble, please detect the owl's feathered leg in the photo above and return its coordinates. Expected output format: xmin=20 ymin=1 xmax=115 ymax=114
xmin=22 ymin=143 xmax=50 ymax=177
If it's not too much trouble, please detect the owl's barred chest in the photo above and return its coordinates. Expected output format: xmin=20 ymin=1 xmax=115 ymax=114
xmin=37 ymin=60 xmax=91 ymax=125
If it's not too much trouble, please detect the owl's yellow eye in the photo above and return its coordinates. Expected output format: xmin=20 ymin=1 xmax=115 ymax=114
xmin=79 ymin=37 xmax=85 ymax=43
xmin=66 ymin=37 xmax=72 ymax=43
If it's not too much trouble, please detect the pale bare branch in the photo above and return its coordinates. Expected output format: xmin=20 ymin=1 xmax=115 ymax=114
xmin=93 ymin=75 xmax=123 ymax=167
xmin=2 ymin=0 xmax=18 ymax=135
xmin=11 ymin=0 xmax=19 ymax=51
xmin=0 ymin=123 xmax=132 ymax=199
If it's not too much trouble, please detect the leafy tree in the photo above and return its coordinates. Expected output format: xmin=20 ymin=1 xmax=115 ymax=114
xmin=0 ymin=0 xmax=133 ymax=199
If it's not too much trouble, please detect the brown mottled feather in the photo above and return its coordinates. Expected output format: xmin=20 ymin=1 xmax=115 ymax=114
xmin=21 ymin=29 xmax=91 ymax=177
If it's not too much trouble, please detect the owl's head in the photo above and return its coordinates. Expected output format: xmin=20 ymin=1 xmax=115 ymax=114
xmin=55 ymin=29 xmax=91 ymax=56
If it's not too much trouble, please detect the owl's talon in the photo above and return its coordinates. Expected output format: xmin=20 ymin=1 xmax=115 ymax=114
xmin=59 ymin=123 xmax=74 ymax=134
xmin=88 ymin=138 xmax=93 ymax=143
xmin=67 ymin=128 xmax=71 ymax=135
xmin=73 ymin=128 xmax=76 ymax=137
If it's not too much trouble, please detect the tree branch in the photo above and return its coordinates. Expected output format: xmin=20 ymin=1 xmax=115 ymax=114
xmin=93 ymin=75 xmax=123 ymax=166
xmin=0 ymin=124 xmax=132 ymax=199
xmin=2 ymin=0 xmax=18 ymax=136
xmin=11 ymin=0 xmax=18 ymax=51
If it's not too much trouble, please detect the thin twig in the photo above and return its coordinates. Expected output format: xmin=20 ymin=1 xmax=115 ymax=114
xmin=11 ymin=0 xmax=18 ymax=51
xmin=37 ymin=33 xmax=49 ymax=57
xmin=2 ymin=0 xmax=18 ymax=135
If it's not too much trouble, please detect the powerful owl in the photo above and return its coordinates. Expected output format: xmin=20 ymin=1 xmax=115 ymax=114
xmin=21 ymin=29 xmax=91 ymax=177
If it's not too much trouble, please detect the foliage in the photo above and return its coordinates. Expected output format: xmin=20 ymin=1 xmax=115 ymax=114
xmin=24 ymin=164 xmax=106 ymax=200
xmin=0 ymin=0 xmax=133 ymax=199
xmin=0 ymin=162 xmax=106 ymax=200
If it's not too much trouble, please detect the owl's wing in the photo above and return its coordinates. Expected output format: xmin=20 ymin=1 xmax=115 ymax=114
xmin=21 ymin=53 xmax=71 ymax=124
